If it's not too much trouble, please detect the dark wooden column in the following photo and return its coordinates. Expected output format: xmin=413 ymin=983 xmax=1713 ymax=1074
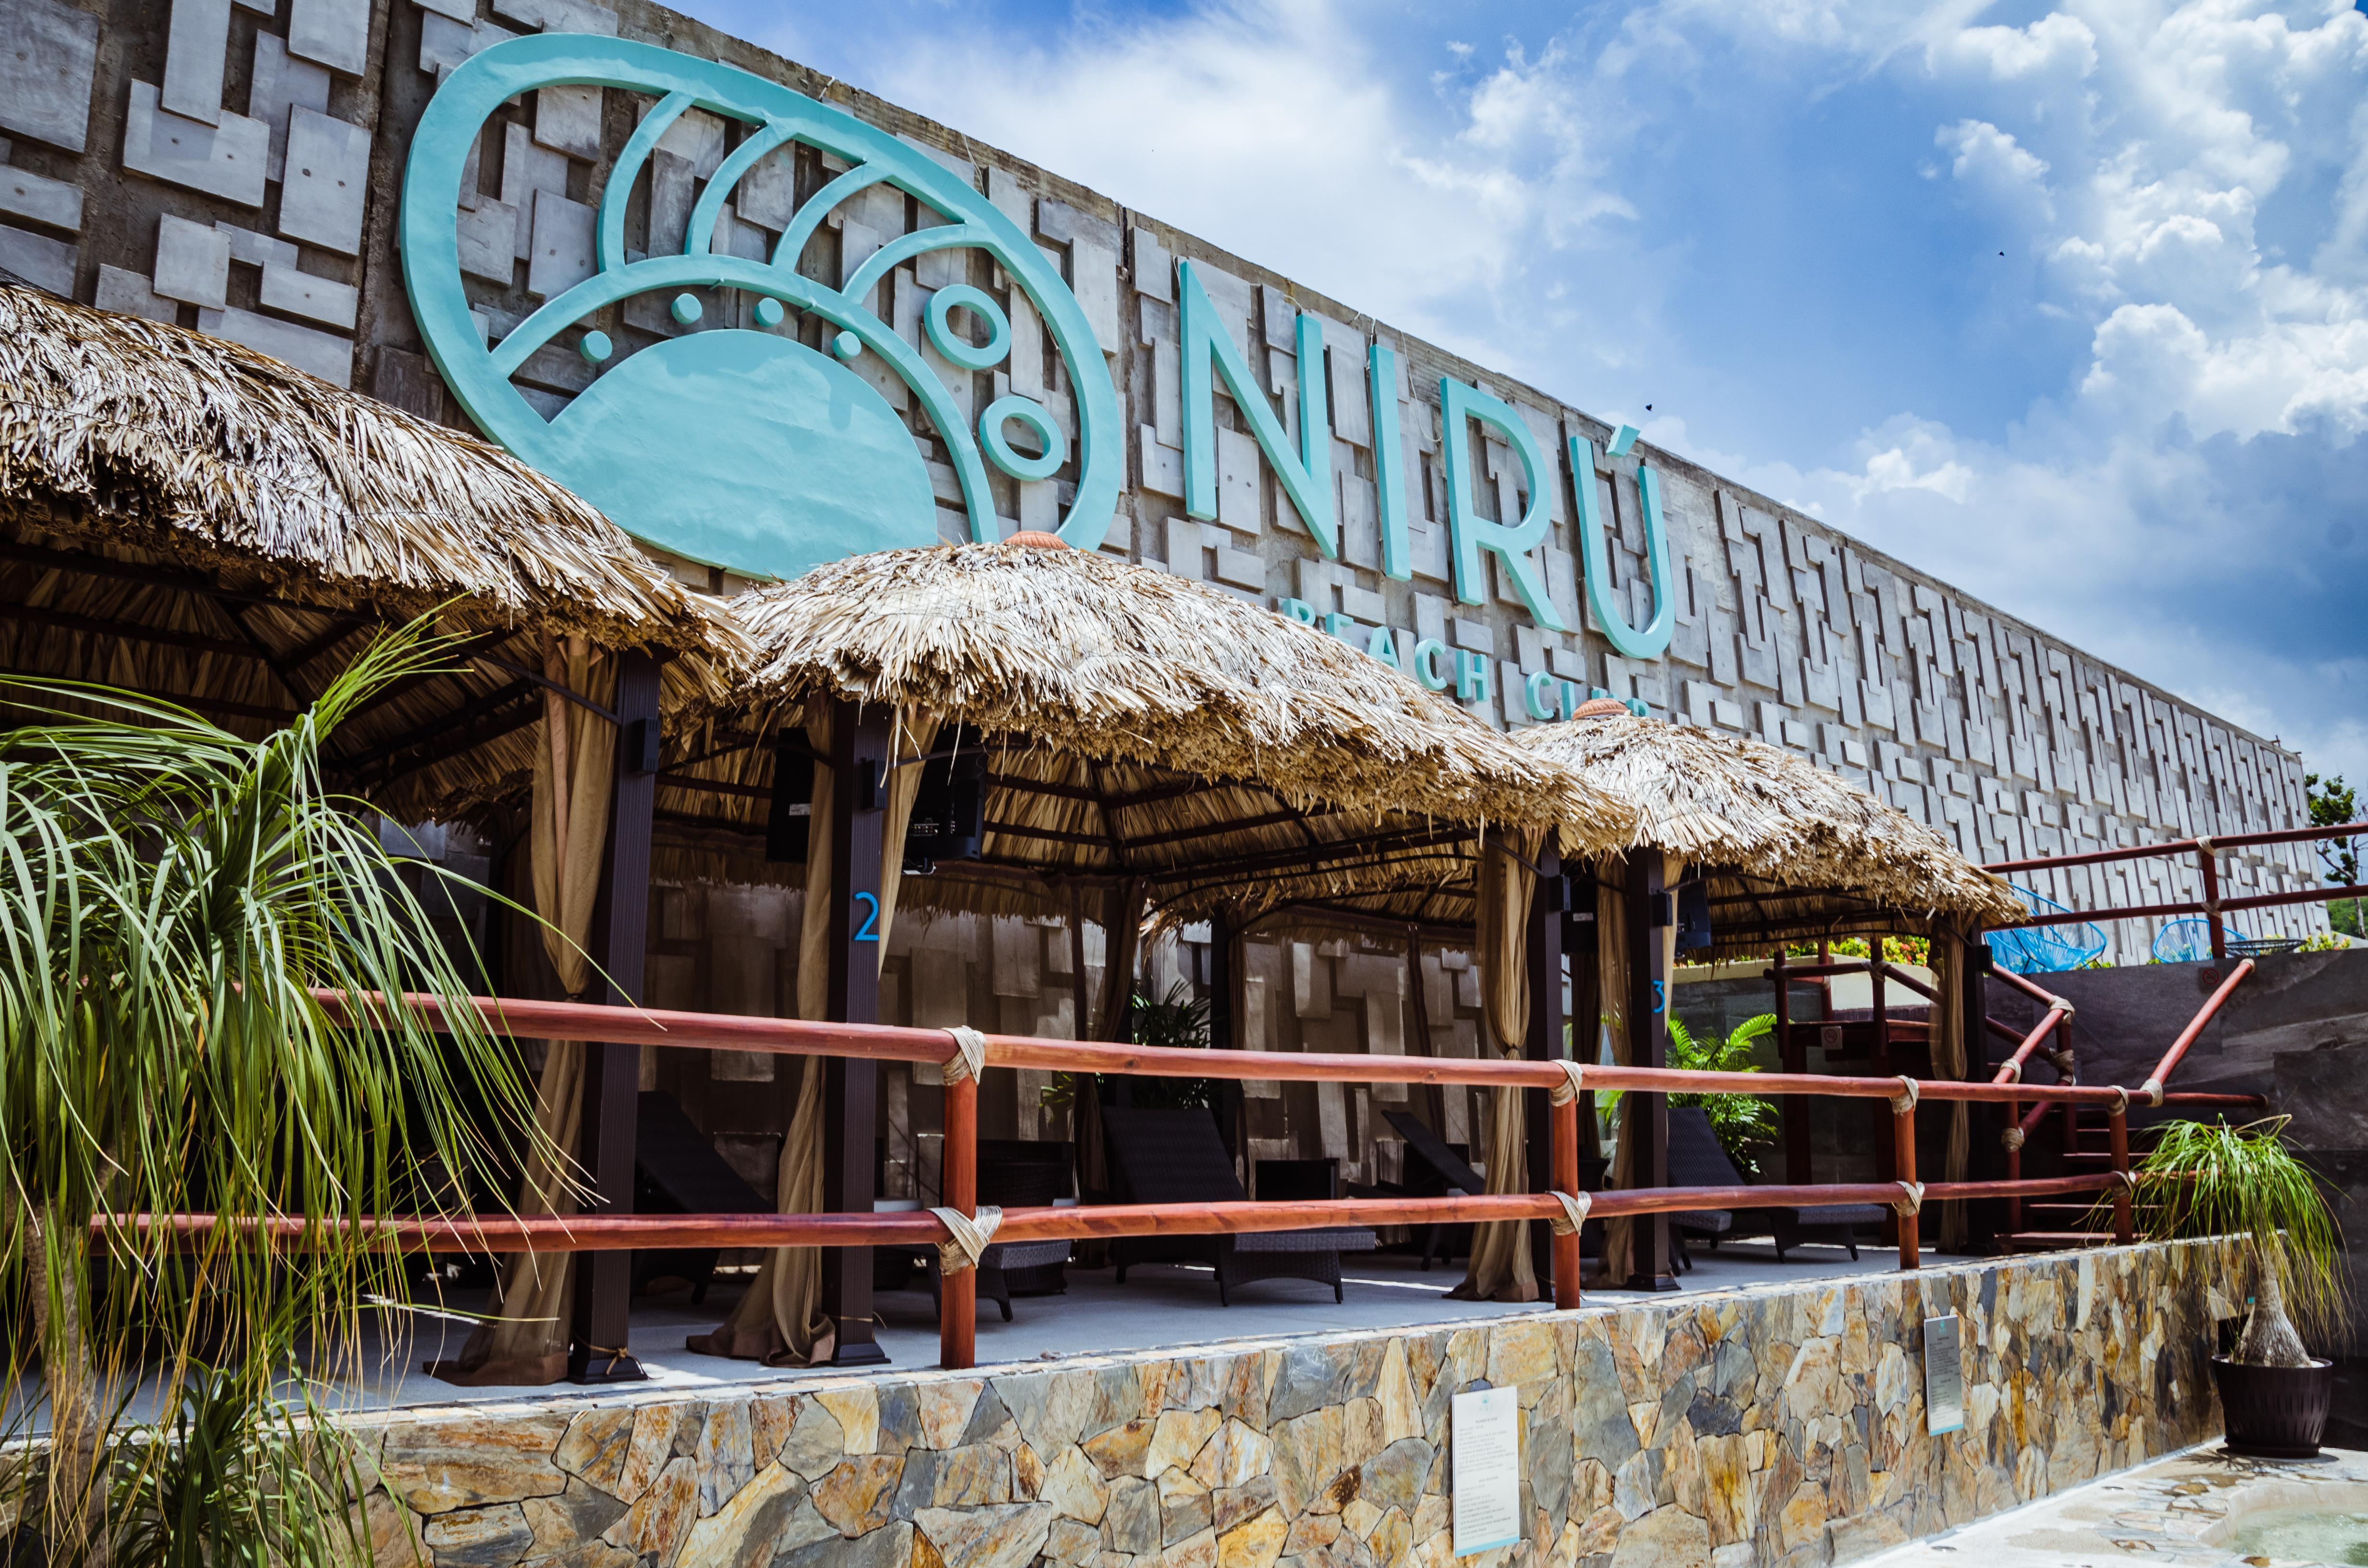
xmin=1624 ymin=853 xmax=1677 ymax=1291
xmin=1523 ymin=845 xmax=1564 ymax=1285
xmin=822 ymin=702 xmax=893 ymax=1366
xmin=1964 ymin=945 xmax=2001 ymax=1249
xmin=1207 ymin=917 xmax=1245 ymax=1175
xmin=569 ymin=649 xmax=661 ymax=1384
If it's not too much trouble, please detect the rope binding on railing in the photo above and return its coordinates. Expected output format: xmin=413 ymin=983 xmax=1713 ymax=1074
xmin=1547 ymin=1191 xmax=1591 ymax=1235
xmin=1997 ymin=1060 xmax=2022 ymax=1083
xmin=942 ymin=1025 xmax=987 ymax=1083
xmin=927 ymin=1204 xmax=1003 ymax=1274
xmin=1890 ymin=1077 xmax=1920 ymax=1115
xmin=1891 ymin=1182 xmax=1924 ymax=1215
xmin=2047 ymin=995 xmax=2076 ymax=1017
xmin=2001 ymin=1125 xmax=2026 ymax=1152
xmin=2106 ymin=1086 xmax=2130 ymax=1115
xmin=2109 ymin=1170 xmax=2138 ymax=1194
xmin=1548 ymin=1060 xmax=1586 ymax=1106
xmin=2140 ymin=1076 xmax=2165 ymax=1107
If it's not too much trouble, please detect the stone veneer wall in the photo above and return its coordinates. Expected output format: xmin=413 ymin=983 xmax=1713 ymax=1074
xmin=352 ymin=1240 xmax=2230 ymax=1568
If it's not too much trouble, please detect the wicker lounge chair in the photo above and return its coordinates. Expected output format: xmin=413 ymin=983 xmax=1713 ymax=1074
xmin=1100 ymin=1108 xmax=1377 ymax=1304
xmin=1664 ymin=1106 xmax=1884 ymax=1266
xmin=921 ymin=1153 xmax=1073 ymax=1323
xmin=632 ymin=1091 xmax=770 ymax=1303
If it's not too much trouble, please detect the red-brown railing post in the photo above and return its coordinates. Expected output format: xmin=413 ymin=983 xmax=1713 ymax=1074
xmin=1894 ymin=1090 xmax=1920 ymax=1270
xmin=2197 ymin=840 xmax=2226 ymax=964
xmin=2003 ymin=1101 xmax=2023 ymax=1237
xmin=2109 ymin=1101 xmax=2134 ymax=1245
xmin=1550 ymin=1093 xmax=1582 ymax=1311
xmin=941 ymin=1069 xmax=978 ymax=1371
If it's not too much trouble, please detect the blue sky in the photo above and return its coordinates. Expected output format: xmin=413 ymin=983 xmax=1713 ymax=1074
xmin=684 ymin=0 xmax=2368 ymax=789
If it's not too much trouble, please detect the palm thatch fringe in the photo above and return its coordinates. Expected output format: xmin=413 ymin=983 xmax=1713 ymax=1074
xmin=0 ymin=282 xmax=740 ymax=660
xmin=727 ymin=542 xmax=1631 ymax=838
xmin=667 ymin=540 xmax=1636 ymax=926
xmin=1515 ymin=712 xmax=2023 ymax=952
xmin=0 ymin=282 xmax=752 ymax=819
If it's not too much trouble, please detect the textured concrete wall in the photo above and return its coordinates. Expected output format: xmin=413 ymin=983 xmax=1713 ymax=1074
xmin=1 ymin=0 xmax=2325 ymax=968
xmin=348 ymin=1239 xmax=2232 ymax=1568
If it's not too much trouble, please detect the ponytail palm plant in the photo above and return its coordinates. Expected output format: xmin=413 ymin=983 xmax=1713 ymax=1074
xmin=2128 ymin=1116 xmax=2345 ymax=1366
xmin=0 ymin=625 xmax=552 ymax=1557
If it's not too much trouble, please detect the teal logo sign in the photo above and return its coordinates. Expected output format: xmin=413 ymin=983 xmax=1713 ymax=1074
xmin=400 ymin=35 xmax=1121 ymax=580
xmin=1175 ymin=258 xmax=1673 ymax=674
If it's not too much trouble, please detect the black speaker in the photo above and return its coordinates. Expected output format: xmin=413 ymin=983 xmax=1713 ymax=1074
xmin=1674 ymin=879 xmax=1713 ymax=952
xmin=905 ymin=747 xmax=986 ymax=872
xmin=765 ymin=742 xmax=814 ymax=863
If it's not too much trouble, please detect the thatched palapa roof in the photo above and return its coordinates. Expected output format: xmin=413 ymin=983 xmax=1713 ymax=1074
xmin=1516 ymin=710 xmax=2022 ymax=953
xmin=0 ymin=281 xmax=749 ymax=818
xmin=661 ymin=539 xmax=1636 ymax=929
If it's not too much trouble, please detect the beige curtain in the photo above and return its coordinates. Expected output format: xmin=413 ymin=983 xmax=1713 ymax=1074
xmin=1073 ymin=878 xmax=1144 ymax=1204
xmin=1450 ymin=829 xmax=1541 ymax=1303
xmin=1596 ymin=863 xmax=1640 ymax=1286
xmin=1929 ymin=933 xmax=1970 ymax=1250
xmin=692 ymin=707 xmax=938 ymax=1365
xmin=432 ymin=638 xmax=615 ymax=1386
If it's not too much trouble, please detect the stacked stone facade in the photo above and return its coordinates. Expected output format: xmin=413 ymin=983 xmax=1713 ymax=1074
xmin=351 ymin=1239 xmax=2232 ymax=1568
xmin=0 ymin=0 xmax=2324 ymax=967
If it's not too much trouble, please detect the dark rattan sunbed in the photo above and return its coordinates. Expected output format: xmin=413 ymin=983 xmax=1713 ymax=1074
xmin=1100 ymin=1107 xmax=1376 ymax=1304
xmin=1665 ymin=1105 xmax=1884 ymax=1266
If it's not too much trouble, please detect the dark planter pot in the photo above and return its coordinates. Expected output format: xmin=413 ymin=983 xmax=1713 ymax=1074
xmin=2212 ymin=1355 xmax=2336 ymax=1458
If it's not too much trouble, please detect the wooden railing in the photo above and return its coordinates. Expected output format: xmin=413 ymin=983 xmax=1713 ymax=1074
xmin=1985 ymin=819 xmax=2366 ymax=962
xmin=286 ymin=990 xmax=2266 ymax=1370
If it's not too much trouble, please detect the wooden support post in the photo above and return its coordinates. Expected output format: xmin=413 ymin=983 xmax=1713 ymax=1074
xmin=1625 ymin=855 xmax=1677 ymax=1291
xmin=941 ymin=1069 xmax=977 ymax=1370
xmin=2199 ymin=845 xmax=2226 ymax=965
xmin=1550 ymin=1092 xmax=1582 ymax=1311
xmin=822 ymin=702 xmax=892 ymax=1367
xmin=1872 ymin=952 xmax=1896 ymax=1247
xmin=1525 ymin=845 xmax=1564 ymax=1287
xmin=2004 ymin=1086 xmax=2023 ymax=1240
xmin=1208 ymin=917 xmax=1244 ymax=1176
xmin=569 ymin=651 xmax=660 ymax=1384
xmin=1894 ymin=1095 xmax=1920 ymax=1271
xmin=1775 ymin=946 xmax=1810 ymax=1186
xmin=2109 ymin=1105 xmax=2134 ymax=1246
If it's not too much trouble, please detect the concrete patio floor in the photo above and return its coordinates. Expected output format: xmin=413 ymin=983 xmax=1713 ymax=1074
xmin=329 ymin=1237 xmax=1901 ymax=1412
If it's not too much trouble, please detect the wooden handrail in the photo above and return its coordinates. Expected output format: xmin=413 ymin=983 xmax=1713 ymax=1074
xmin=2141 ymin=959 xmax=2254 ymax=1102
xmin=315 ymin=989 xmax=2182 ymax=1107
xmin=300 ymin=987 xmax=2263 ymax=1368
xmin=106 ymin=1175 xmax=2130 ymax=1255
xmin=1985 ymin=820 xmax=2367 ymax=874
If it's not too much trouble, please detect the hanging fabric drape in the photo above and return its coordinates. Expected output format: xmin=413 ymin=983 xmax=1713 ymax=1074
xmin=1450 ymin=828 xmax=1541 ymax=1304
xmin=691 ymin=707 xmax=940 ymax=1365
xmin=1405 ymin=926 xmax=1451 ymax=1134
xmin=432 ymin=637 xmax=614 ymax=1386
xmin=1596 ymin=863 xmax=1639 ymax=1286
xmin=1928 ymin=933 xmax=1970 ymax=1250
xmin=1568 ymin=900 xmax=1604 ymax=1164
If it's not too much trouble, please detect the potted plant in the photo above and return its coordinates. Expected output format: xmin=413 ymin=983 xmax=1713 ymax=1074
xmin=2128 ymin=1116 xmax=2346 ymax=1458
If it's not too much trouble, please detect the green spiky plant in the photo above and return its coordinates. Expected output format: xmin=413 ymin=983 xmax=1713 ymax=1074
xmin=0 ymin=623 xmax=552 ymax=1562
xmin=1041 ymin=981 xmax=1213 ymax=1112
xmin=2126 ymin=1117 xmax=2345 ymax=1367
xmin=1597 ymin=1014 xmax=1780 ymax=1176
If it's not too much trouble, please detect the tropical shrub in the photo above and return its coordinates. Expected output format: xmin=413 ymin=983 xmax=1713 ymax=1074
xmin=0 ymin=627 xmax=547 ymax=1559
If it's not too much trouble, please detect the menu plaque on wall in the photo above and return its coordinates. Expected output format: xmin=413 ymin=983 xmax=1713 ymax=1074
xmin=1924 ymin=1314 xmax=1965 ymax=1435
xmin=1451 ymin=1386 xmax=1522 ymax=1556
